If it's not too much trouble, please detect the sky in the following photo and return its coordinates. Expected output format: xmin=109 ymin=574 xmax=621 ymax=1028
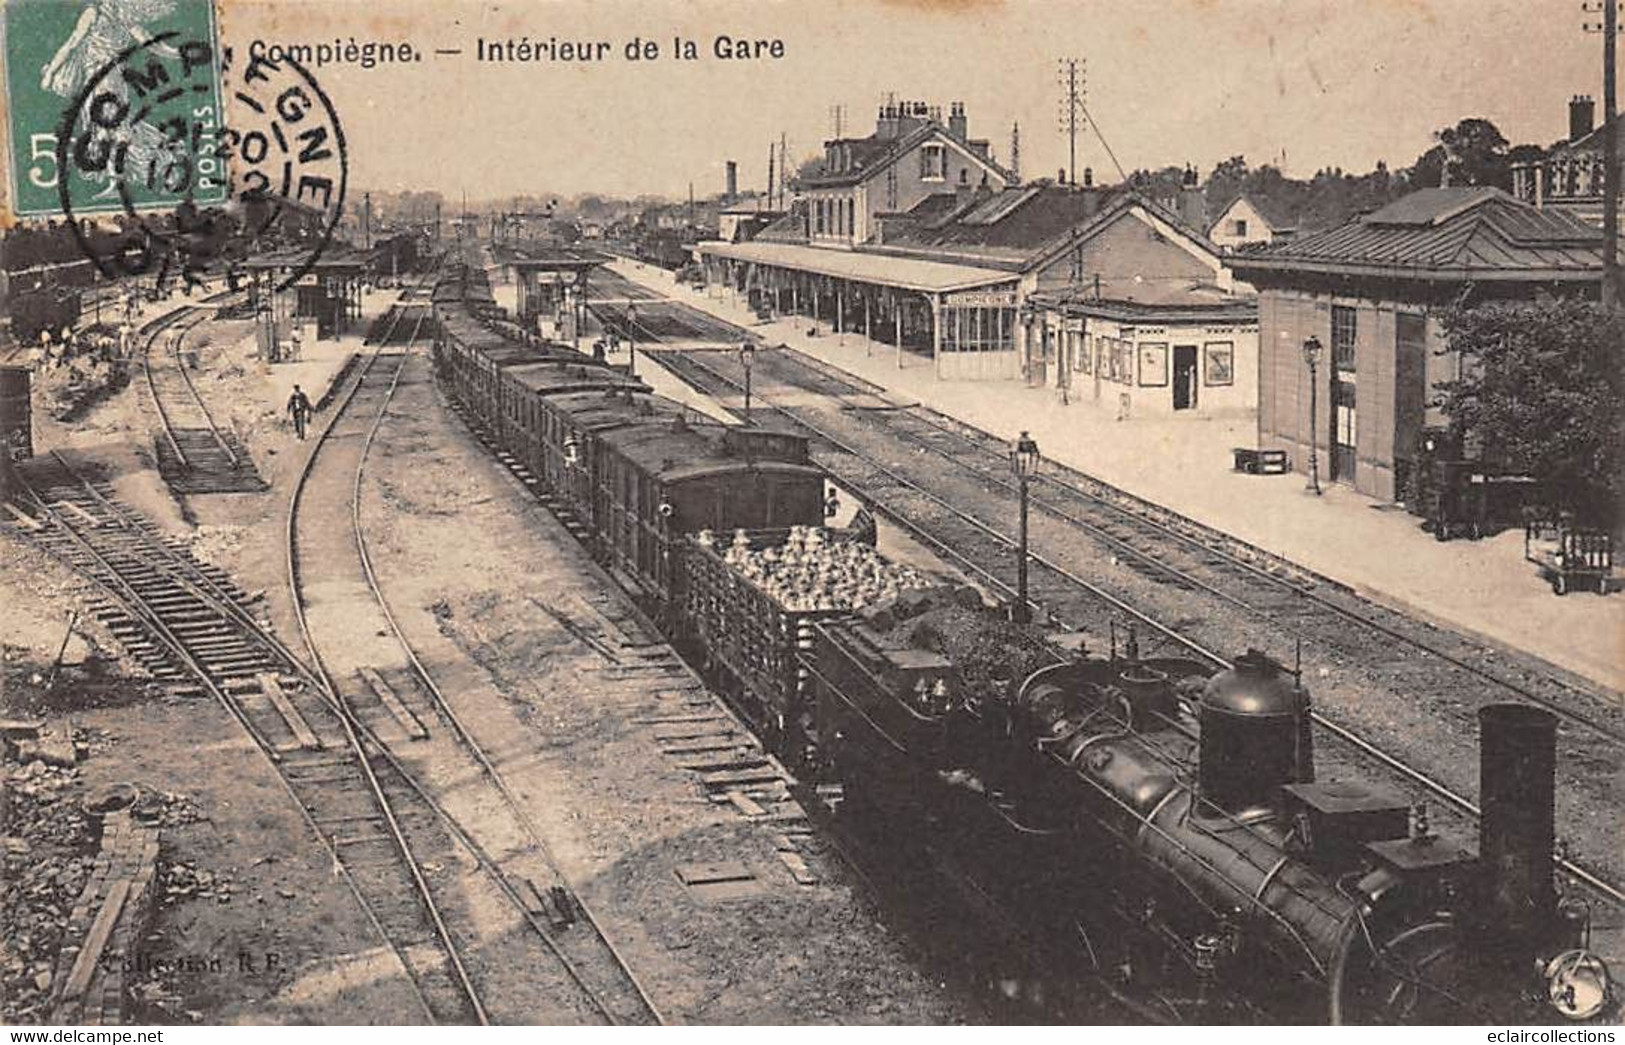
xmin=219 ymin=0 xmax=1612 ymax=203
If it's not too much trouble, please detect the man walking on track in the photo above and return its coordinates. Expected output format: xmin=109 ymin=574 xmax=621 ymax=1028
xmin=286 ymin=385 xmax=313 ymax=440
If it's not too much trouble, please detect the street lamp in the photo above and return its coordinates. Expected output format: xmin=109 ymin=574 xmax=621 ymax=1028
xmin=1301 ymin=335 xmax=1323 ymax=496
xmin=1010 ymin=430 xmax=1041 ymax=624
xmin=739 ymin=340 xmax=756 ymax=424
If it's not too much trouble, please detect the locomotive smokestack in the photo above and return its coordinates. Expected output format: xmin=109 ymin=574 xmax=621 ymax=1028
xmin=1478 ymin=704 xmax=1557 ymax=962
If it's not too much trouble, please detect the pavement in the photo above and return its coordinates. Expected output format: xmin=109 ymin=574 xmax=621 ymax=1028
xmin=605 ymin=258 xmax=1625 ymax=697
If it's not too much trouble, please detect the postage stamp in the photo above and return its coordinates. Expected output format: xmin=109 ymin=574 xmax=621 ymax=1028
xmin=2 ymin=0 xmax=229 ymax=218
xmin=2 ymin=0 xmax=348 ymax=291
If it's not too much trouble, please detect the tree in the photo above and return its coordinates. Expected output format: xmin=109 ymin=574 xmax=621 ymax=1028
xmin=1434 ymin=299 xmax=1624 ymax=522
xmin=1412 ymin=118 xmax=1511 ymax=189
xmin=1202 ymin=155 xmax=1250 ymax=208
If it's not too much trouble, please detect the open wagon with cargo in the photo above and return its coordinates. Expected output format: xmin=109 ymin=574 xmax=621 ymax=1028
xmin=675 ymin=525 xmax=954 ymax=754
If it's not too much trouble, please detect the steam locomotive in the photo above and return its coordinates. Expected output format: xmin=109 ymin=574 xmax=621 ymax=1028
xmin=810 ymin=597 xmax=1615 ymax=1024
xmin=428 ymin=260 xmax=1615 ymax=1025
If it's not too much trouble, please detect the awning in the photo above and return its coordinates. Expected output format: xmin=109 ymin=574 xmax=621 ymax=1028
xmin=697 ymin=240 xmax=1016 ymax=294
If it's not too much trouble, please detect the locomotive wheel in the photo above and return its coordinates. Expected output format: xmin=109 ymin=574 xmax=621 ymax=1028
xmin=1333 ymin=920 xmax=1466 ymax=1025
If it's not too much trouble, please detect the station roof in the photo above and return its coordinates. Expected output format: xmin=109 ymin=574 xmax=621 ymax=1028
xmin=495 ymin=244 xmax=610 ymax=272
xmin=696 ymin=240 xmax=1016 ymax=294
xmin=240 ymin=244 xmax=369 ymax=271
xmin=1029 ymin=284 xmax=1258 ymax=326
xmin=1228 ymin=188 xmax=1604 ymax=283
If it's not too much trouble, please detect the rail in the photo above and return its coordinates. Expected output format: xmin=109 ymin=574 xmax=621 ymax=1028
xmin=285 ymin=297 xmax=489 ymax=1024
xmin=289 ymin=275 xmax=663 ymax=1025
xmin=349 ymin=310 xmax=665 ymax=1026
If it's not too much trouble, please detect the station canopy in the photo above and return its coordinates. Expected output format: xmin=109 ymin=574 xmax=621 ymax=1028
xmin=698 ymin=240 xmax=1016 ymax=294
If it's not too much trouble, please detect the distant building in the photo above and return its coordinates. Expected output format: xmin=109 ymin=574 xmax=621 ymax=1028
xmin=1207 ymin=194 xmax=1301 ymax=251
xmin=1228 ymin=187 xmax=1603 ymax=501
xmin=717 ymin=195 xmax=784 ymax=243
xmin=793 ymin=100 xmax=1015 ymax=249
xmin=1511 ymin=95 xmax=1621 ymax=229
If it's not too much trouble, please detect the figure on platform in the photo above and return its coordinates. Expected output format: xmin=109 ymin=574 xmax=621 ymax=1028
xmin=286 ymin=385 xmax=313 ymax=440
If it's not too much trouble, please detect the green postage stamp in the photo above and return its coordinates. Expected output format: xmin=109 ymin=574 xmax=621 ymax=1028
xmin=3 ymin=0 xmax=228 ymax=218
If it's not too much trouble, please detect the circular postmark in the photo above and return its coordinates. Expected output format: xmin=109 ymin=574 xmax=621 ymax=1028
xmin=54 ymin=30 xmax=347 ymax=294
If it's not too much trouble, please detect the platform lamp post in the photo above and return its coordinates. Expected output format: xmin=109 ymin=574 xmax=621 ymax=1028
xmin=739 ymin=340 xmax=756 ymax=424
xmin=1010 ymin=430 xmax=1041 ymax=624
xmin=1302 ymin=335 xmax=1323 ymax=496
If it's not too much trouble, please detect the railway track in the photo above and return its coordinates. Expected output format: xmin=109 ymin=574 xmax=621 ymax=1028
xmin=140 ymin=297 xmax=266 ymax=495
xmin=289 ymin=293 xmax=664 ymax=1025
xmin=6 ymin=450 xmax=484 ymax=1022
xmin=3 ymin=288 xmax=663 ymax=1023
xmin=629 ymin=340 xmax=1625 ymax=911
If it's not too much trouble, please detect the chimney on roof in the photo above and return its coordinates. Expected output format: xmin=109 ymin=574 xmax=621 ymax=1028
xmin=1569 ymin=95 xmax=1596 ymax=143
xmin=876 ymin=102 xmax=897 ymax=140
xmin=949 ymin=101 xmax=968 ymax=139
xmin=725 ymin=161 xmax=738 ymax=202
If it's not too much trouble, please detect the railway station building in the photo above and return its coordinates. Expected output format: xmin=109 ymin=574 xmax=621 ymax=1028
xmin=697 ymin=183 xmax=1246 ymax=390
xmin=1022 ymin=288 xmax=1258 ymax=416
xmin=1227 ymin=187 xmax=1604 ymax=502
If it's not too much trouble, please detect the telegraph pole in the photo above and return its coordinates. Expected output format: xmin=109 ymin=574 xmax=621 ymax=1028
xmin=1057 ymin=58 xmax=1085 ymax=185
xmin=1586 ymin=0 xmax=1620 ymax=307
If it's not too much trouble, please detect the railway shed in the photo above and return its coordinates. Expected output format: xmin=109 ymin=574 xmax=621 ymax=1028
xmin=495 ymin=244 xmax=610 ymax=340
xmin=1228 ymin=187 xmax=1605 ymax=501
xmin=242 ymin=247 xmax=371 ymax=355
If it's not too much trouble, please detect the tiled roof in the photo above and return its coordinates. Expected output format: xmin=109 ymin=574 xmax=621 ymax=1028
xmin=873 ymin=186 xmax=1120 ymax=267
xmin=869 ymin=189 xmax=1219 ymax=274
xmin=1228 ymin=188 xmax=1602 ymax=281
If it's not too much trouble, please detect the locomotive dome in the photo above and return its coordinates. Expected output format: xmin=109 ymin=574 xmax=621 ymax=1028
xmin=1200 ymin=647 xmax=1304 ymax=717
xmin=1198 ymin=648 xmax=1315 ymax=814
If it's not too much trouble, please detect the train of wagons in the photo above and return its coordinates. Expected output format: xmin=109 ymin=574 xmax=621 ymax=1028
xmin=428 ymin=260 xmax=1615 ymax=1026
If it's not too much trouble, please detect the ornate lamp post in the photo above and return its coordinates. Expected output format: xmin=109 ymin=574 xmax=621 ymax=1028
xmin=1301 ymin=335 xmax=1323 ymax=496
xmin=1009 ymin=430 xmax=1041 ymax=624
xmin=739 ymin=340 xmax=756 ymax=424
